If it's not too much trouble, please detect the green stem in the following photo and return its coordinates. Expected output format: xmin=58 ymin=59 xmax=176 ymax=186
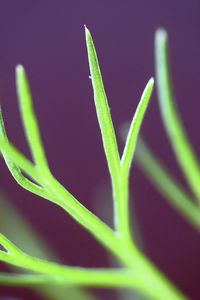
xmin=0 ymin=254 xmax=134 ymax=288
xmin=44 ymin=164 xmax=186 ymax=299
xmin=0 ymin=271 xmax=144 ymax=289
xmin=155 ymin=29 xmax=200 ymax=202
xmin=116 ymin=241 xmax=186 ymax=300
xmin=111 ymin=165 xmax=187 ymax=300
xmin=40 ymin=174 xmax=120 ymax=253
xmin=1 ymin=235 xmax=186 ymax=300
xmin=114 ymin=172 xmax=132 ymax=242
xmin=103 ymin=170 xmax=186 ymax=299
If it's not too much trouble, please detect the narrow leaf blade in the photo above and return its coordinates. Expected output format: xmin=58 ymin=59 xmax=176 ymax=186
xmin=85 ymin=27 xmax=120 ymax=183
xmin=121 ymin=78 xmax=154 ymax=175
xmin=155 ymin=29 xmax=200 ymax=200
xmin=0 ymin=109 xmax=48 ymax=197
xmin=16 ymin=65 xmax=49 ymax=172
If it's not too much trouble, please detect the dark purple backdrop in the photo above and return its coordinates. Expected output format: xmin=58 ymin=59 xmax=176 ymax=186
xmin=0 ymin=1 xmax=200 ymax=299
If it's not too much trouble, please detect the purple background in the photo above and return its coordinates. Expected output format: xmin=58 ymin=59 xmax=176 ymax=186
xmin=0 ymin=1 xmax=200 ymax=299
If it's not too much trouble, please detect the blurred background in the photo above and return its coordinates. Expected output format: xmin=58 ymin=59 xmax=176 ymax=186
xmin=0 ymin=0 xmax=200 ymax=299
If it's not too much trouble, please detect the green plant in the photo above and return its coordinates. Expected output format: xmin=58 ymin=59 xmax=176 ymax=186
xmin=0 ymin=27 xmax=186 ymax=300
xmin=136 ymin=29 xmax=200 ymax=232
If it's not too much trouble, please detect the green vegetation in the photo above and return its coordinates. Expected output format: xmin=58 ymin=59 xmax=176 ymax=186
xmin=0 ymin=27 xmax=189 ymax=299
xmin=136 ymin=29 xmax=200 ymax=232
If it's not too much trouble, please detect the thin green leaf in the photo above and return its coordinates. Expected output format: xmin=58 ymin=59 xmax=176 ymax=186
xmin=16 ymin=65 xmax=49 ymax=172
xmin=116 ymin=79 xmax=153 ymax=242
xmin=0 ymin=270 xmax=135 ymax=289
xmin=121 ymin=78 xmax=154 ymax=177
xmin=85 ymin=26 xmax=124 ymax=233
xmin=0 ymin=273 xmax=67 ymax=286
xmin=155 ymin=29 xmax=200 ymax=201
xmin=0 ymin=109 xmax=50 ymax=199
xmin=135 ymin=138 xmax=200 ymax=230
xmin=85 ymin=26 xmax=121 ymax=184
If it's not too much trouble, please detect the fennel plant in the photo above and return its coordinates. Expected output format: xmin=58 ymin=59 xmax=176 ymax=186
xmin=0 ymin=27 xmax=187 ymax=300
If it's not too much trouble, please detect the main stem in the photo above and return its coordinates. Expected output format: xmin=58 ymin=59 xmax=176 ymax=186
xmin=111 ymin=168 xmax=187 ymax=300
xmin=114 ymin=238 xmax=186 ymax=300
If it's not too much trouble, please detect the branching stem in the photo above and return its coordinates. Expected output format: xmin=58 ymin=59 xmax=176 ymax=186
xmin=0 ymin=27 xmax=188 ymax=300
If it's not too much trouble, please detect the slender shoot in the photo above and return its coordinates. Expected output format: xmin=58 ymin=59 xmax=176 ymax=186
xmin=155 ymin=29 xmax=200 ymax=202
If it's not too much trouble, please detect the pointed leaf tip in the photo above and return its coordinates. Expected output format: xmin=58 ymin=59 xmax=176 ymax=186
xmin=148 ymin=77 xmax=154 ymax=88
xmin=155 ymin=29 xmax=168 ymax=44
xmin=85 ymin=26 xmax=92 ymax=43
xmin=142 ymin=77 xmax=154 ymax=98
xmin=121 ymin=77 xmax=154 ymax=174
xmin=16 ymin=64 xmax=24 ymax=75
